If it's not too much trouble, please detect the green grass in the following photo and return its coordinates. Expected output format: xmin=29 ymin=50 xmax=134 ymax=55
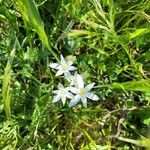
xmin=0 ymin=0 xmax=150 ymax=149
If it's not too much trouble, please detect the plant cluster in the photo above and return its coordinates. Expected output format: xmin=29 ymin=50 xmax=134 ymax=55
xmin=0 ymin=0 xmax=150 ymax=149
xmin=50 ymin=55 xmax=99 ymax=107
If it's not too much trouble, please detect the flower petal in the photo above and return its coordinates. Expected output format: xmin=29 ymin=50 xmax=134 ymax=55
xmin=62 ymin=96 xmax=66 ymax=105
xmin=69 ymin=71 xmax=78 ymax=86
xmin=66 ymin=92 xmax=74 ymax=99
xmin=70 ymin=79 xmax=75 ymax=86
xmin=60 ymin=54 xmax=66 ymax=65
xmin=64 ymin=72 xmax=72 ymax=81
xmin=68 ymin=87 xmax=78 ymax=94
xmin=81 ymin=96 xmax=87 ymax=108
xmin=57 ymin=83 xmax=64 ymax=90
xmin=55 ymin=69 xmax=64 ymax=76
xmin=52 ymin=90 xmax=59 ymax=94
xmin=69 ymin=95 xmax=80 ymax=107
xmin=67 ymin=60 xmax=73 ymax=66
xmin=85 ymin=83 xmax=95 ymax=91
xmin=49 ymin=63 xmax=61 ymax=69
xmin=68 ymin=66 xmax=77 ymax=71
xmin=76 ymin=74 xmax=84 ymax=88
xmin=86 ymin=92 xmax=99 ymax=101
xmin=52 ymin=95 xmax=61 ymax=103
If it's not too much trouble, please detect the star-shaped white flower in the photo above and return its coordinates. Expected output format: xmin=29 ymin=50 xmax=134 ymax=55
xmin=49 ymin=55 xmax=77 ymax=77
xmin=69 ymin=74 xmax=100 ymax=108
xmin=52 ymin=83 xmax=74 ymax=105
xmin=66 ymin=71 xmax=78 ymax=85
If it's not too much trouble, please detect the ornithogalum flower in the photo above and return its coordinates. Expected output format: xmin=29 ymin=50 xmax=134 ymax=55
xmin=67 ymin=71 xmax=78 ymax=85
xmin=52 ymin=83 xmax=74 ymax=105
xmin=50 ymin=55 xmax=77 ymax=77
xmin=69 ymin=74 xmax=99 ymax=108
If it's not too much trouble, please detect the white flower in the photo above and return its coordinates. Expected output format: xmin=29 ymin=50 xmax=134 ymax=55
xmin=69 ymin=74 xmax=99 ymax=108
xmin=67 ymin=71 xmax=78 ymax=85
xmin=49 ymin=55 xmax=77 ymax=77
xmin=52 ymin=83 xmax=74 ymax=105
xmin=67 ymin=71 xmax=85 ymax=86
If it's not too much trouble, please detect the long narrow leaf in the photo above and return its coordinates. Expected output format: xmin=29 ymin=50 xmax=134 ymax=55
xmin=2 ymin=40 xmax=17 ymax=118
xmin=117 ymin=136 xmax=150 ymax=148
xmin=16 ymin=0 xmax=59 ymax=61
xmin=111 ymin=80 xmax=150 ymax=92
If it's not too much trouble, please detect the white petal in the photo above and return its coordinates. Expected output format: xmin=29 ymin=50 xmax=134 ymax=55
xmin=70 ymin=72 xmax=78 ymax=85
xmin=70 ymin=79 xmax=75 ymax=86
xmin=65 ymin=86 xmax=71 ymax=91
xmin=64 ymin=72 xmax=72 ymax=81
xmin=68 ymin=73 xmax=75 ymax=84
xmin=52 ymin=95 xmax=61 ymax=103
xmin=86 ymin=92 xmax=99 ymax=101
xmin=57 ymin=83 xmax=64 ymax=90
xmin=60 ymin=54 xmax=66 ymax=65
xmin=66 ymin=76 xmax=72 ymax=82
xmin=52 ymin=90 xmax=59 ymax=94
xmin=76 ymin=74 xmax=84 ymax=88
xmin=85 ymin=83 xmax=95 ymax=91
xmin=74 ymin=71 xmax=78 ymax=76
xmin=68 ymin=66 xmax=77 ymax=71
xmin=69 ymin=87 xmax=78 ymax=94
xmin=67 ymin=60 xmax=73 ymax=66
xmin=62 ymin=96 xmax=66 ymax=105
xmin=81 ymin=96 xmax=87 ymax=108
xmin=69 ymin=95 xmax=80 ymax=107
xmin=50 ymin=63 xmax=61 ymax=69
xmin=55 ymin=69 xmax=64 ymax=76
xmin=66 ymin=92 xmax=74 ymax=99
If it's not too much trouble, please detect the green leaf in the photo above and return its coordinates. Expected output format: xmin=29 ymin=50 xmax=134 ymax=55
xmin=16 ymin=0 xmax=59 ymax=61
xmin=117 ymin=137 xmax=150 ymax=148
xmin=81 ymin=144 xmax=111 ymax=150
xmin=129 ymin=28 xmax=150 ymax=39
xmin=144 ymin=91 xmax=150 ymax=102
xmin=2 ymin=40 xmax=17 ymax=118
xmin=111 ymin=80 xmax=150 ymax=92
xmin=143 ymin=117 xmax=150 ymax=125
xmin=67 ymin=30 xmax=93 ymax=37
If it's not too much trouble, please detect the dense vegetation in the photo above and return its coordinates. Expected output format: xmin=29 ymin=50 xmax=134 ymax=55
xmin=0 ymin=0 xmax=150 ymax=149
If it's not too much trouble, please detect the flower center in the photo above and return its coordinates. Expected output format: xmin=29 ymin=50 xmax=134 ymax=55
xmin=62 ymin=64 xmax=68 ymax=71
xmin=79 ymin=88 xmax=86 ymax=96
xmin=60 ymin=91 xmax=66 ymax=97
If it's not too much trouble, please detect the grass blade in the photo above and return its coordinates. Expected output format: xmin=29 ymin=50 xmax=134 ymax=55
xmin=117 ymin=136 xmax=150 ymax=148
xmin=111 ymin=80 xmax=150 ymax=92
xmin=129 ymin=28 xmax=150 ymax=39
xmin=2 ymin=40 xmax=17 ymax=119
xmin=16 ymin=0 xmax=59 ymax=61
